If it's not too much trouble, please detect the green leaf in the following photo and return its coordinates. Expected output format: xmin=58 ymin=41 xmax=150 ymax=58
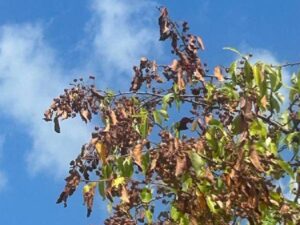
xmin=141 ymin=152 xmax=150 ymax=174
xmin=140 ymin=188 xmax=152 ymax=203
xmin=277 ymin=159 xmax=294 ymax=178
xmin=153 ymin=110 xmax=162 ymax=125
xmin=268 ymin=67 xmax=282 ymax=92
xmin=170 ymin=205 xmax=181 ymax=221
xmin=179 ymin=214 xmax=189 ymax=225
xmin=231 ymin=115 xmax=243 ymax=134
xmin=189 ymin=152 xmax=205 ymax=176
xmin=244 ymin=60 xmax=253 ymax=84
xmin=138 ymin=108 xmax=149 ymax=138
xmin=223 ymin=47 xmax=242 ymax=56
xmin=206 ymin=196 xmax=217 ymax=214
xmin=121 ymin=158 xmax=134 ymax=178
xmin=182 ymin=175 xmax=193 ymax=192
xmin=270 ymin=95 xmax=280 ymax=113
xmin=249 ymin=119 xmax=267 ymax=139
xmin=112 ymin=176 xmax=125 ymax=188
xmin=98 ymin=181 xmax=106 ymax=200
xmin=145 ymin=209 xmax=153 ymax=224
xmin=159 ymin=109 xmax=169 ymax=120
xmin=102 ymin=164 xmax=112 ymax=179
xmin=228 ymin=61 xmax=237 ymax=83
xmin=162 ymin=93 xmax=174 ymax=110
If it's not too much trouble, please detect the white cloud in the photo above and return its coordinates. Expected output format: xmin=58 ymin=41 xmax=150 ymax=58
xmin=0 ymin=24 xmax=90 ymax=177
xmin=0 ymin=0 xmax=161 ymax=177
xmin=239 ymin=47 xmax=291 ymax=110
xmin=85 ymin=0 xmax=162 ymax=85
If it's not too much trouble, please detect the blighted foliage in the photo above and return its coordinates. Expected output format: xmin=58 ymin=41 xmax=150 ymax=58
xmin=44 ymin=7 xmax=300 ymax=225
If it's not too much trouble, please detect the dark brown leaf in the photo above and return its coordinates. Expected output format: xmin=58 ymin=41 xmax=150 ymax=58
xmin=54 ymin=116 xmax=60 ymax=133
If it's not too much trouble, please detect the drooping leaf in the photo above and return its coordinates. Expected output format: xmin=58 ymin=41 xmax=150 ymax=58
xmin=54 ymin=116 xmax=60 ymax=133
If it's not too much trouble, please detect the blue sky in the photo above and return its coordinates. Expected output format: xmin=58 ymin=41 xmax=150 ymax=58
xmin=0 ymin=0 xmax=299 ymax=224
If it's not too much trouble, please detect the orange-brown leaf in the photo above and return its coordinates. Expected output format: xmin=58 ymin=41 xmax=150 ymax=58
xmin=175 ymin=155 xmax=187 ymax=176
xmin=177 ymin=68 xmax=185 ymax=91
xmin=121 ymin=185 xmax=130 ymax=203
xmin=214 ymin=66 xmax=224 ymax=81
xmin=80 ymin=109 xmax=91 ymax=123
xmin=132 ymin=143 xmax=143 ymax=168
xmin=170 ymin=59 xmax=179 ymax=71
xmin=249 ymin=149 xmax=264 ymax=172
xmin=95 ymin=141 xmax=108 ymax=164
xmin=260 ymin=95 xmax=267 ymax=108
xmin=109 ymin=110 xmax=118 ymax=125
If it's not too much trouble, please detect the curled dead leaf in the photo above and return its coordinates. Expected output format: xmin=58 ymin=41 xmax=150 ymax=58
xmin=80 ymin=108 xmax=91 ymax=123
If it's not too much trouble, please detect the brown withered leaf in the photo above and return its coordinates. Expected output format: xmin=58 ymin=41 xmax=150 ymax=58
xmin=193 ymin=69 xmax=204 ymax=81
xmin=205 ymin=167 xmax=215 ymax=183
xmin=170 ymin=59 xmax=179 ymax=71
xmin=120 ymin=108 xmax=127 ymax=118
xmin=249 ymin=149 xmax=264 ymax=172
xmin=177 ymin=68 xmax=185 ymax=91
xmin=109 ymin=110 xmax=118 ymax=125
xmin=158 ymin=7 xmax=170 ymax=40
xmin=214 ymin=66 xmax=224 ymax=81
xmin=91 ymin=88 xmax=103 ymax=99
xmin=61 ymin=111 xmax=68 ymax=120
xmin=140 ymin=57 xmax=148 ymax=69
xmin=196 ymin=36 xmax=205 ymax=50
xmin=80 ymin=108 xmax=91 ymax=123
xmin=95 ymin=141 xmax=108 ymax=164
xmin=178 ymin=117 xmax=193 ymax=130
xmin=44 ymin=109 xmax=53 ymax=121
xmin=54 ymin=116 xmax=60 ymax=133
xmin=175 ymin=155 xmax=187 ymax=176
xmin=130 ymin=66 xmax=142 ymax=93
xmin=132 ymin=143 xmax=143 ymax=169
xmin=121 ymin=185 xmax=130 ymax=203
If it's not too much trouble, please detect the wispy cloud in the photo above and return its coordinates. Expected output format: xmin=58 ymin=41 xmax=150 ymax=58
xmin=0 ymin=0 xmax=161 ymax=178
xmin=85 ymin=0 xmax=162 ymax=86
xmin=0 ymin=24 xmax=91 ymax=177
